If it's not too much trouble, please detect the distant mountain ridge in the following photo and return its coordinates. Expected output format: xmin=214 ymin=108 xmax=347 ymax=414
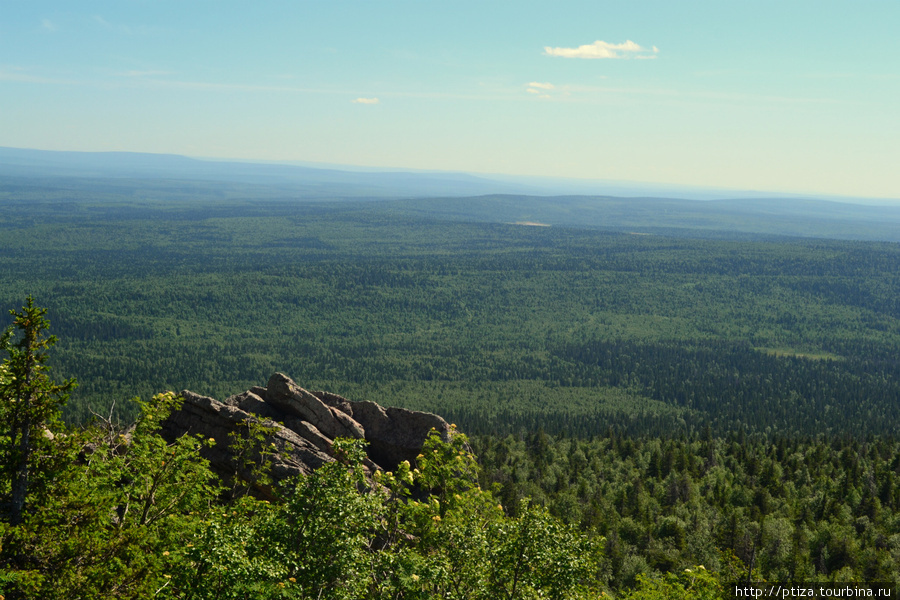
xmin=0 ymin=146 xmax=540 ymax=198
xmin=2 ymin=146 xmax=900 ymax=241
xmin=6 ymin=145 xmax=899 ymax=204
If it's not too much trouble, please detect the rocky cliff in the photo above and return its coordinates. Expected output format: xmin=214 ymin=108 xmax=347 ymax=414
xmin=160 ymin=373 xmax=450 ymax=496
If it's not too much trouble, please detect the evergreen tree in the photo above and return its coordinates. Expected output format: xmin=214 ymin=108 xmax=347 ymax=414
xmin=0 ymin=297 xmax=75 ymax=524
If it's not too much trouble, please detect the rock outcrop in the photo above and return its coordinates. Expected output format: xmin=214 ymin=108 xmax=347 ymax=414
xmin=159 ymin=373 xmax=450 ymax=496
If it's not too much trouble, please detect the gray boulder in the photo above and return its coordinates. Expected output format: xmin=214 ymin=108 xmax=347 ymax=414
xmin=159 ymin=373 xmax=451 ymax=496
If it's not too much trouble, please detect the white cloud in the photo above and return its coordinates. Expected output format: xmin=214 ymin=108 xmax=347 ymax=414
xmin=526 ymin=81 xmax=562 ymax=99
xmin=41 ymin=19 xmax=58 ymax=32
xmin=544 ymin=40 xmax=658 ymax=59
xmin=352 ymin=97 xmax=379 ymax=104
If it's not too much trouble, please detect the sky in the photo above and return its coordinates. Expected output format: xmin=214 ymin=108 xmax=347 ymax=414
xmin=2 ymin=1 xmax=899 ymax=199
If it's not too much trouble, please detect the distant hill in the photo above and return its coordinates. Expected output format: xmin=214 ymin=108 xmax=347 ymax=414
xmin=2 ymin=146 xmax=900 ymax=241
xmin=0 ymin=146 xmax=540 ymax=198
xmin=388 ymin=194 xmax=900 ymax=242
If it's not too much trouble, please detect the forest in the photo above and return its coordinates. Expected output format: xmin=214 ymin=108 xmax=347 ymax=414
xmin=1 ymin=189 xmax=898 ymax=436
xmin=2 ymin=181 xmax=900 ymax=597
xmin=3 ymin=298 xmax=897 ymax=598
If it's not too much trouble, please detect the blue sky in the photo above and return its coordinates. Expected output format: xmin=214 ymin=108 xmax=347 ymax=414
xmin=2 ymin=1 xmax=899 ymax=198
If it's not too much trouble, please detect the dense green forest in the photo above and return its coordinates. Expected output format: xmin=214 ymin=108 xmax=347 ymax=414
xmin=2 ymin=299 xmax=898 ymax=598
xmin=2 ymin=178 xmax=900 ymax=597
xmin=475 ymin=431 xmax=900 ymax=589
xmin=1 ymin=190 xmax=898 ymax=437
xmin=0 ymin=304 xmax=603 ymax=599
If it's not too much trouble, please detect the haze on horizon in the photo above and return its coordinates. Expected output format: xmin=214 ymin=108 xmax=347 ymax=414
xmin=1 ymin=1 xmax=898 ymax=200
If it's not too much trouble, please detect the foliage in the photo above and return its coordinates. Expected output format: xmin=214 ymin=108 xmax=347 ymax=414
xmin=0 ymin=297 xmax=76 ymax=523
xmin=166 ymin=438 xmax=380 ymax=599
xmin=226 ymin=417 xmax=278 ymax=499
xmin=3 ymin=178 xmax=900 ymax=598
xmin=0 ymin=391 xmax=219 ymax=599
xmin=622 ymin=566 xmax=722 ymax=600
xmin=1 ymin=195 xmax=899 ymax=438
xmin=0 ymin=303 xmax=607 ymax=598
xmin=475 ymin=431 xmax=900 ymax=590
xmin=170 ymin=430 xmax=606 ymax=599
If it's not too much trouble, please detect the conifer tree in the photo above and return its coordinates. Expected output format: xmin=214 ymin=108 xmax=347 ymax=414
xmin=0 ymin=297 xmax=75 ymax=524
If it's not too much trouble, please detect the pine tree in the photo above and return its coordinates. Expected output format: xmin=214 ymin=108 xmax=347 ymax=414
xmin=0 ymin=297 xmax=75 ymax=524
